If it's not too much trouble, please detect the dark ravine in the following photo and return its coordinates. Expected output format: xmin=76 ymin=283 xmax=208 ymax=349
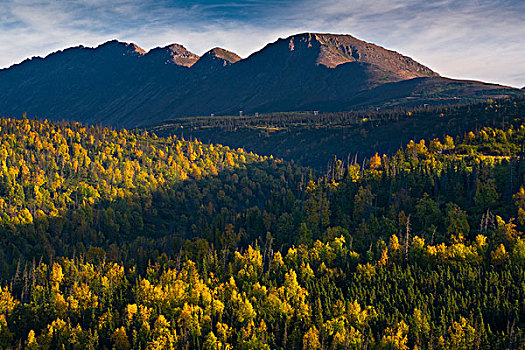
xmin=0 ymin=32 xmax=522 ymax=128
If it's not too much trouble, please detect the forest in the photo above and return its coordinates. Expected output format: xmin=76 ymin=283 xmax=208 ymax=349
xmin=152 ymin=98 xmax=525 ymax=168
xmin=0 ymin=99 xmax=525 ymax=349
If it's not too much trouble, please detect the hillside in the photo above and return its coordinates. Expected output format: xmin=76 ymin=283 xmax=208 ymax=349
xmin=0 ymin=113 xmax=525 ymax=348
xmin=0 ymin=33 xmax=522 ymax=128
xmin=0 ymin=117 xmax=280 ymax=277
xmin=153 ymin=97 xmax=525 ymax=168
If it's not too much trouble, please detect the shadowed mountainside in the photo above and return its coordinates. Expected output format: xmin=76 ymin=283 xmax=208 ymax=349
xmin=0 ymin=33 xmax=522 ymax=127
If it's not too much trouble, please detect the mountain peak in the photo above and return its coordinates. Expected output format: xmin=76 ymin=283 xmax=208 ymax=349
xmin=278 ymin=32 xmax=437 ymax=79
xmin=190 ymin=47 xmax=241 ymax=74
xmin=145 ymin=44 xmax=199 ymax=67
xmin=97 ymin=40 xmax=146 ymax=55
xmin=202 ymin=47 xmax=241 ymax=64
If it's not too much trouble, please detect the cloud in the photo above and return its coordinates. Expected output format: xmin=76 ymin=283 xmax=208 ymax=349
xmin=0 ymin=0 xmax=523 ymax=87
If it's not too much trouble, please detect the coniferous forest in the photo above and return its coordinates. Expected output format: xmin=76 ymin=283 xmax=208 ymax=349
xmin=1 ymin=99 xmax=525 ymax=349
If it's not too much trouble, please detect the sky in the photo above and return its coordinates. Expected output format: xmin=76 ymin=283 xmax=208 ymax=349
xmin=0 ymin=0 xmax=524 ymax=87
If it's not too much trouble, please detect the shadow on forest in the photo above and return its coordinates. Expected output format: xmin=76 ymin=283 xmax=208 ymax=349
xmin=0 ymin=159 xmax=309 ymax=281
xmin=0 ymin=156 xmax=316 ymax=284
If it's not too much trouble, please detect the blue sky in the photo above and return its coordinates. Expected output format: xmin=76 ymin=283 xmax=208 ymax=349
xmin=0 ymin=0 xmax=524 ymax=87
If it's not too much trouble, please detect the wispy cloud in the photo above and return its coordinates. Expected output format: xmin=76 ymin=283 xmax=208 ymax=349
xmin=0 ymin=0 xmax=523 ymax=87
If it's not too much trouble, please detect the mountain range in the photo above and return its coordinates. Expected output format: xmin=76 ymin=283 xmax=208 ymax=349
xmin=0 ymin=32 xmax=522 ymax=128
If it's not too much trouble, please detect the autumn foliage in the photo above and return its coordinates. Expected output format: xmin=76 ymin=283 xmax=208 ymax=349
xmin=0 ymin=116 xmax=525 ymax=348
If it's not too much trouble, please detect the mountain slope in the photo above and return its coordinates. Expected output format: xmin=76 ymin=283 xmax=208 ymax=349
xmin=153 ymin=97 xmax=525 ymax=169
xmin=0 ymin=33 xmax=522 ymax=127
xmin=162 ymin=33 xmax=441 ymax=116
